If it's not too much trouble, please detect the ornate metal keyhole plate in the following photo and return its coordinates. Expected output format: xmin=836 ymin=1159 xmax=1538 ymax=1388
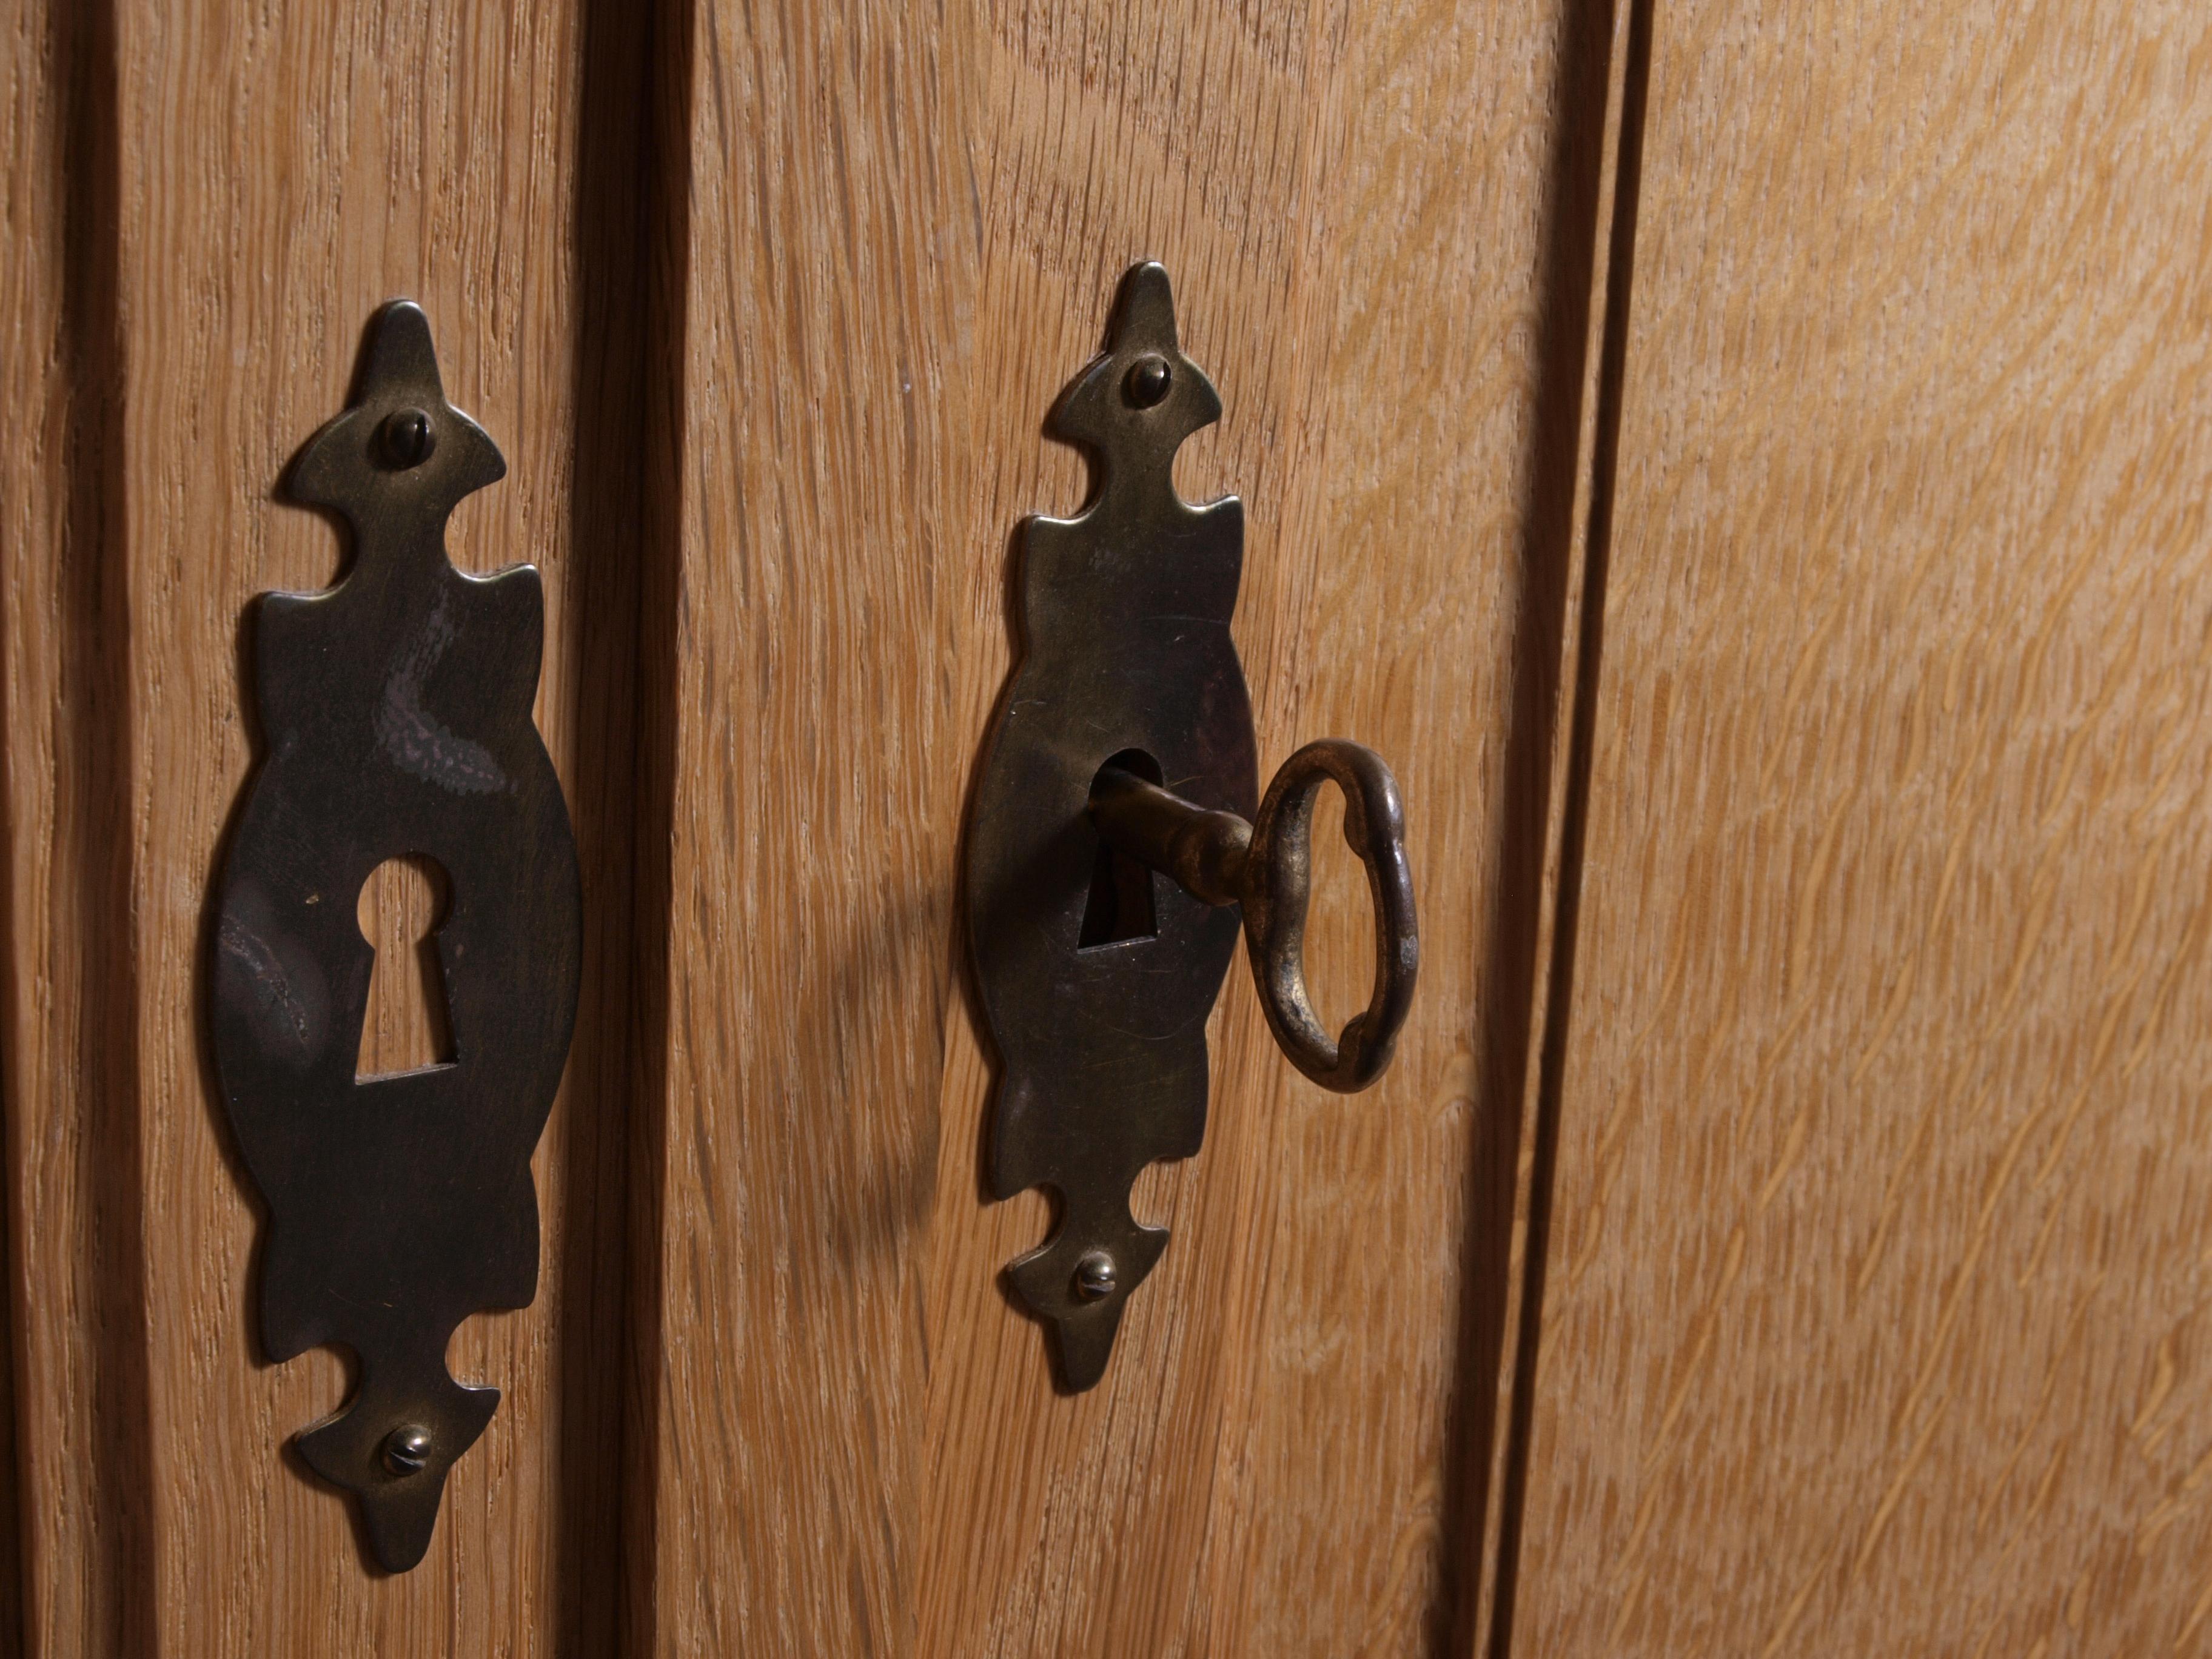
xmin=964 ymin=264 xmax=1259 ymax=1390
xmin=209 ymin=302 xmax=581 ymax=1571
xmin=965 ymin=264 xmax=1419 ymax=1392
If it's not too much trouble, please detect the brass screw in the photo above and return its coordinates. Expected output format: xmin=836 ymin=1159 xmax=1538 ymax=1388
xmin=1073 ymin=1251 xmax=1118 ymax=1301
xmin=1124 ymin=356 xmax=1172 ymax=408
xmin=383 ymin=1426 xmax=434 ymax=1476
xmin=380 ymin=407 xmax=437 ymax=469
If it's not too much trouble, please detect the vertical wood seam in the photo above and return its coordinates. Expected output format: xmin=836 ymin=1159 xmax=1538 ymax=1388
xmin=554 ymin=0 xmax=697 ymax=1651
xmin=64 ymin=0 xmax=152 ymax=1646
xmin=1432 ymin=0 xmax=1642 ymax=1648
xmin=18 ymin=0 xmax=158 ymax=1647
xmin=1481 ymin=0 xmax=1655 ymax=1651
xmin=612 ymin=0 xmax=700 ymax=1651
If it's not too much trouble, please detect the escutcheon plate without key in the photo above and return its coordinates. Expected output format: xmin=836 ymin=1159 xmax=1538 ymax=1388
xmin=965 ymin=263 xmax=1258 ymax=1390
xmin=210 ymin=301 xmax=580 ymax=1571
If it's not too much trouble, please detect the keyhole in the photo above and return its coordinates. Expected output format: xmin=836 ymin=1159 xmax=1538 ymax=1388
xmin=1079 ymin=748 xmax=1163 ymax=949
xmin=355 ymin=854 xmax=455 ymax=1079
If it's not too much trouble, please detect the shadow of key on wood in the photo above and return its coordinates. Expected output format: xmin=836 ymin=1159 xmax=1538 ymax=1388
xmin=210 ymin=301 xmax=581 ymax=1572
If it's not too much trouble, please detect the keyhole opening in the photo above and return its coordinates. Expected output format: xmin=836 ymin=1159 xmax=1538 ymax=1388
xmin=355 ymin=854 xmax=455 ymax=1079
xmin=1079 ymin=748 xmax=1162 ymax=950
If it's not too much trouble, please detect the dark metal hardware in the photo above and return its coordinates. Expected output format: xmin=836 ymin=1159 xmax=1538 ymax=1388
xmin=209 ymin=301 xmax=581 ymax=1572
xmin=1090 ymin=739 xmax=1417 ymax=1092
xmin=965 ymin=261 xmax=1421 ymax=1392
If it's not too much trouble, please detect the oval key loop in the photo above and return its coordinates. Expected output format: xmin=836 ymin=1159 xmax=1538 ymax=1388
xmin=1088 ymin=738 xmax=1420 ymax=1093
xmin=1241 ymin=740 xmax=1419 ymax=1091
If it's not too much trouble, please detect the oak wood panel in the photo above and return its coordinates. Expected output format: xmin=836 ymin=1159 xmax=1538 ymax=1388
xmin=1514 ymin=1 xmax=2212 ymax=1652
xmin=640 ymin=0 xmax=1613 ymax=1652
xmin=628 ymin=0 xmax=971 ymax=1650
xmin=1475 ymin=1 xmax=1644 ymax=1649
xmin=1 ymin=1 xmax=659 ymax=1649
xmin=916 ymin=4 xmax=1627 ymax=1657
xmin=131 ymin=4 xmax=591 ymax=1644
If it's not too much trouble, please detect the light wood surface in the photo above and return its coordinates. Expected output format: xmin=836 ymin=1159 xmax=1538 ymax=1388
xmin=0 ymin=0 xmax=1838 ymax=1649
xmin=915 ymin=4 xmax=1634 ymax=1657
xmin=357 ymin=857 xmax=458 ymax=1076
xmin=623 ymin=0 xmax=971 ymax=1651
xmin=1513 ymin=0 xmax=2212 ymax=1652
xmin=0 ymin=1 xmax=659 ymax=1650
xmin=6 ymin=0 xmax=1606 ymax=1647
xmin=635 ymin=0 xmax=1609 ymax=1652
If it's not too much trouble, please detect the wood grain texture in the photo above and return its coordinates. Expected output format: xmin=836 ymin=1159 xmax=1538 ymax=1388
xmin=628 ymin=0 xmax=970 ymax=1649
xmin=1474 ymin=0 xmax=1643 ymax=1649
xmin=1514 ymin=1 xmax=2212 ymax=1652
xmin=1 ymin=2 xmax=103 ymax=1650
xmin=638 ymin=0 xmax=1607 ymax=1652
xmin=0 ymin=1 xmax=663 ymax=1649
xmin=130 ymin=2 xmax=594 ymax=1643
xmin=4 ymin=0 xmax=1609 ymax=1643
xmin=915 ymin=4 xmax=1626 ymax=1657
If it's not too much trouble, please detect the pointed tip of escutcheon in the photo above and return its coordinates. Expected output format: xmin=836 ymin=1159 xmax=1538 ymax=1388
xmin=1105 ymin=260 xmax=1180 ymax=354
xmin=358 ymin=298 xmax=446 ymax=403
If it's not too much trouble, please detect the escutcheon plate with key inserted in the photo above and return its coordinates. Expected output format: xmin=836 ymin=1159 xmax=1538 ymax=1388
xmin=965 ymin=263 xmax=1420 ymax=1392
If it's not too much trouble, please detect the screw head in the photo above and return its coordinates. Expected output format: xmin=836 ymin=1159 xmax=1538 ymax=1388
xmin=1073 ymin=1250 xmax=1118 ymax=1302
xmin=1124 ymin=355 xmax=1173 ymax=408
xmin=382 ymin=1426 xmax=434 ymax=1476
xmin=380 ymin=407 xmax=437 ymax=469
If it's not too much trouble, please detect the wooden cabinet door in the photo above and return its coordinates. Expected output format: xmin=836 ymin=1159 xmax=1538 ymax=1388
xmin=4 ymin=2 xmax=633 ymax=1651
xmin=1509 ymin=0 xmax=2212 ymax=1651
xmin=4 ymin=0 xmax=1623 ymax=1652
xmin=629 ymin=1 xmax=1621 ymax=1652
